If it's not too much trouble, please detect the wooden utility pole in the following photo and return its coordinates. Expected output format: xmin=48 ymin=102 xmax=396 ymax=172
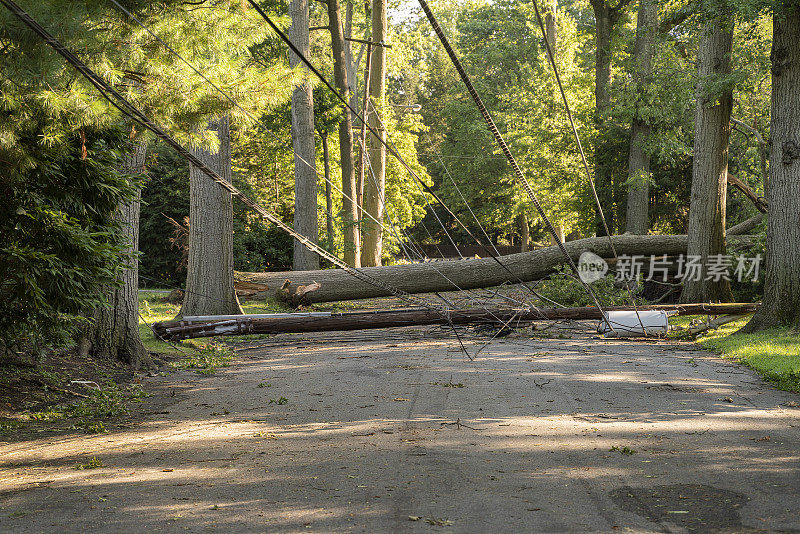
xmin=155 ymin=303 xmax=759 ymax=341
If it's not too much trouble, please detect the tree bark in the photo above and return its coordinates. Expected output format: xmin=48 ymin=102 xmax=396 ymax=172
xmin=681 ymin=20 xmax=734 ymax=303
xmin=361 ymin=0 xmax=387 ymax=267
xmin=590 ymin=0 xmax=630 ymax=235
xmin=625 ymin=0 xmax=657 ymax=235
xmin=289 ymin=0 xmax=320 ymax=271
xmin=357 ymin=42 xmax=373 ymax=232
xmin=328 ymin=0 xmax=360 ymax=266
xmin=238 ymin=234 xmax=751 ymax=304
xmin=545 ymin=0 xmax=557 ymax=54
xmin=181 ymin=117 xmax=243 ymax=317
xmin=82 ymin=143 xmax=150 ymax=368
xmin=321 ymin=132 xmax=335 ymax=249
xmin=743 ymin=4 xmax=800 ymax=331
xmin=518 ymin=213 xmax=530 ymax=252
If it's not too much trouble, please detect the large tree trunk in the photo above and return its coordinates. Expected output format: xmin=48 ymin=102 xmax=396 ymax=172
xmin=181 ymin=117 xmax=243 ymax=317
xmin=82 ymin=143 xmax=150 ymax=368
xmin=238 ymin=234 xmax=751 ymax=304
xmin=625 ymin=0 xmax=657 ymax=235
xmin=361 ymin=0 xmax=387 ymax=267
xmin=289 ymin=0 xmax=320 ymax=271
xmin=681 ymin=21 xmax=734 ymax=303
xmin=743 ymin=5 xmax=800 ymax=331
xmin=328 ymin=0 xmax=360 ymax=266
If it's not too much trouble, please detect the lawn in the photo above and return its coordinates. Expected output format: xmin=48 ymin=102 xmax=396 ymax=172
xmin=688 ymin=317 xmax=800 ymax=393
xmin=137 ymin=290 xmax=289 ymax=357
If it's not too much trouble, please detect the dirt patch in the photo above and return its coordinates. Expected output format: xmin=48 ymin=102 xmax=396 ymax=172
xmin=0 ymin=348 xmax=177 ymax=437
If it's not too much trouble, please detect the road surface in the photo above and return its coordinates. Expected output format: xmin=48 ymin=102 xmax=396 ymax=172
xmin=1 ymin=325 xmax=799 ymax=533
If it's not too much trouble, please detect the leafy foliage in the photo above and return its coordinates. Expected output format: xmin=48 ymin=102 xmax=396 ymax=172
xmin=0 ymin=121 xmax=139 ymax=351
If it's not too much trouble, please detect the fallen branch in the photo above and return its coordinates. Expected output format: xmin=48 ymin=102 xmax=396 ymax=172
xmin=727 ymin=172 xmax=768 ymax=213
xmin=687 ymin=314 xmax=749 ymax=336
xmin=728 ymin=214 xmax=765 ymax=236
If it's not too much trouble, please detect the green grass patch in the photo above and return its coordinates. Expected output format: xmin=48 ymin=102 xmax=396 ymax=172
xmin=697 ymin=319 xmax=800 ymax=393
xmin=174 ymin=341 xmax=233 ymax=375
xmin=138 ymin=291 xmax=194 ymax=357
xmin=75 ymin=456 xmax=103 ymax=470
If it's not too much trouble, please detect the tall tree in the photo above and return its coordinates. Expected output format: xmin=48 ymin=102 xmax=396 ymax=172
xmin=362 ymin=0 xmax=387 ymax=266
xmin=743 ymin=2 xmax=800 ymax=331
xmin=181 ymin=117 xmax=243 ymax=316
xmin=625 ymin=0 xmax=657 ymax=234
xmin=543 ymin=0 xmax=565 ymax=245
xmin=80 ymin=141 xmax=151 ymax=367
xmin=328 ymin=0 xmax=361 ymax=266
xmin=589 ymin=0 xmax=633 ymax=235
xmin=289 ymin=0 xmax=320 ymax=270
xmin=681 ymin=18 xmax=735 ymax=303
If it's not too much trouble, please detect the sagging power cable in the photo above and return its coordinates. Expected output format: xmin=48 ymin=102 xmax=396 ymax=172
xmin=529 ymin=0 xmax=646 ymax=334
xmin=0 ymin=0 xmax=444 ymax=315
xmin=244 ymin=0 xmax=558 ymax=315
xmin=415 ymin=0 xmax=613 ymax=326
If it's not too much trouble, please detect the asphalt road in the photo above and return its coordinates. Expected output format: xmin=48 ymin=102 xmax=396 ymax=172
xmin=1 ymin=325 xmax=799 ymax=533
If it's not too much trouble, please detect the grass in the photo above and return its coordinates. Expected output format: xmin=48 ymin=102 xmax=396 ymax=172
xmin=174 ymin=342 xmax=233 ymax=374
xmin=137 ymin=290 xmax=288 ymax=352
xmin=670 ymin=315 xmax=800 ymax=393
xmin=15 ymin=380 xmax=150 ymax=433
xmin=697 ymin=319 xmax=800 ymax=393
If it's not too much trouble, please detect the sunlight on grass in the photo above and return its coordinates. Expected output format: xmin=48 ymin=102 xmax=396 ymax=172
xmin=138 ymin=290 xmax=191 ymax=357
xmin=680 ymin=316 xmax=800 ymax=393
xmin=137 ymin=289 xmax=289 ymax=359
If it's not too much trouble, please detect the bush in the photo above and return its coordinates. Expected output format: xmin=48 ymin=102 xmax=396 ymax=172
xmin=0 ymin=119 xmax=140 ymax=353
xmin=233 ymin=218 xmax=293 ymax=273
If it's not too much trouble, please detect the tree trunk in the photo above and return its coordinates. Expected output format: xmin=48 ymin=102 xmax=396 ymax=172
xmin=328 ymin=0 xmax=360 ymax=266
xmin=518 ymin=213 xmax=530 ymax=252
xmin=238 ymin=234 xmax=752 ymax=304
xmin=321 ymin=132 xmax=335 ymax=249
xmin=82 ymin=143 xmax=150 ymax=368
xmin=625 ymin=0 xmax=656 ymax=235
xmin=181 ymin=117 xmax=243 ymax=317
xmin=361 ymin=0 xmax=387 ymax=267
xmin=357 ymin=42 xmax=373 ymax=232
xmin=590 ymin=0 xmax=615 ymax=235
xmin=681 ymin=21 xmax=734 ymax=303
xmin=289 ymin=0 xmax=320 ymax=271
xmin=545 ymin=0 xmax=557 ymax=52
xmin=743 ymin=5 xmax=800 ymax=331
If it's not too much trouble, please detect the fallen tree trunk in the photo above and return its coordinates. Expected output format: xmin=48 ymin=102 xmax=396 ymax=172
xmin=153 ymin=303 xmax=759 ymax=340
xmin=237 ymin=234 xmax=753 ymax=304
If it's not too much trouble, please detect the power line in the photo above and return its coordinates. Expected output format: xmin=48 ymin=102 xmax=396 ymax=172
xmin=0 ymin=0 xmax=442 ymax=316
xmin=415 ymin=0 xmax=613 ymax=327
